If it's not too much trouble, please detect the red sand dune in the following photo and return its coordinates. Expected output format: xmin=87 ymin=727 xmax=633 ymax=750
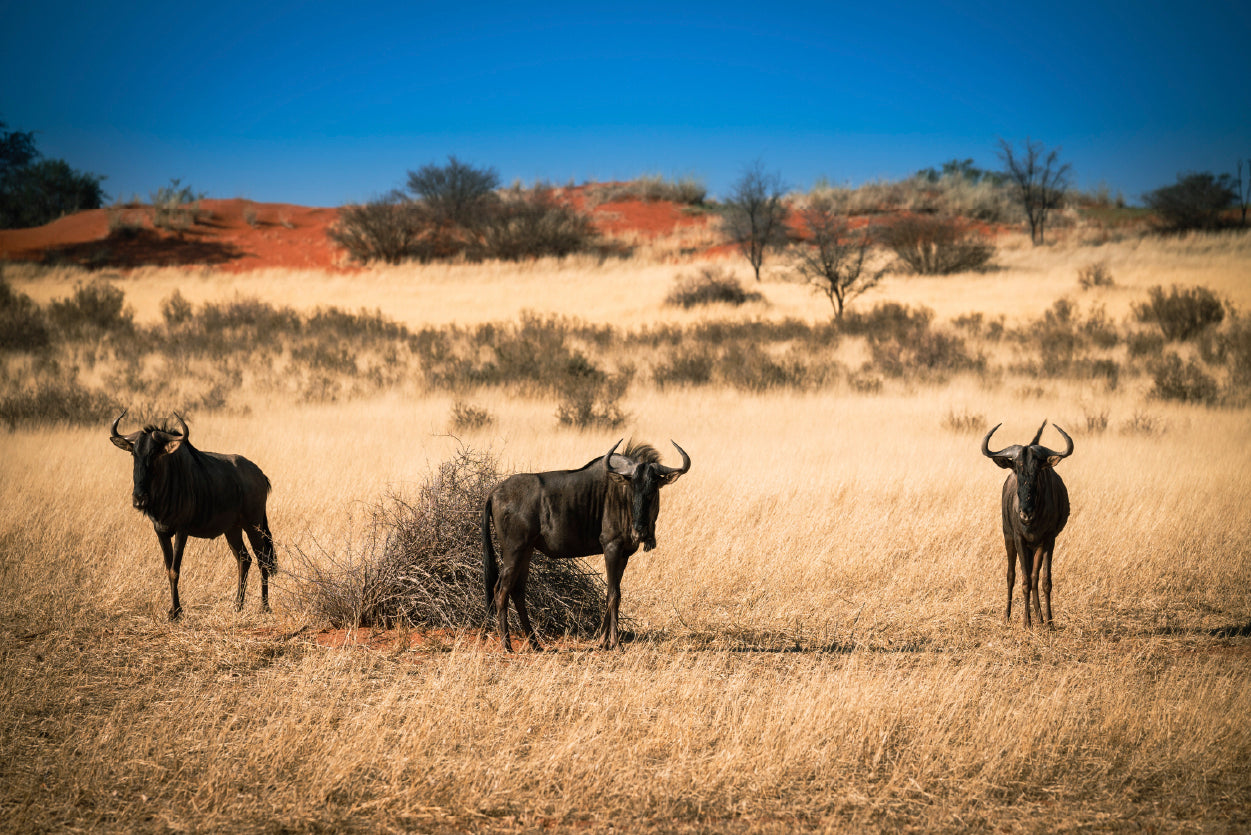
xmin=0 ymin=187 xmax=717 ymax=272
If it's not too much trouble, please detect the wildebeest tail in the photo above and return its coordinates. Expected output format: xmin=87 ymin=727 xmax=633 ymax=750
xmin=482 ymin=493 xmax=497 ymax=614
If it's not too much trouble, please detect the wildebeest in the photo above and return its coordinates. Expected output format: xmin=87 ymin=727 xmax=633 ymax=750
xmin=982 ymin=420 xmax=1073 ymax=627
xmin=481 ymin=439 xmax=691 ymax=651
xmin=110 ymin=411 xmax=275 ymax=620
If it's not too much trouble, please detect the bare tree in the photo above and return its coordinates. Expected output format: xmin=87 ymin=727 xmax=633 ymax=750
xmin=793 ymin=195 xmax=884 ymax=318
xmin=997 ymin=138 xmax=1071 ymax=245
xmin=723 ymin=161 xmax=789 ymax=281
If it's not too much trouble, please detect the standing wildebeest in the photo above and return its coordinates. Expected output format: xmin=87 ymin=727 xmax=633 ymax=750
xmin=482 ymin=439 xmax=690 ymax=651
xmin=982 ymin=420 xmax=1073 ymax=627
xmin=110 ymin=411 xmax=275 ymax=620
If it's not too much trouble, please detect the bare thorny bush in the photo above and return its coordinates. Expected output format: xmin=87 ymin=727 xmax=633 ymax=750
xmin=288 ymin=445 xmax=605 ymax=636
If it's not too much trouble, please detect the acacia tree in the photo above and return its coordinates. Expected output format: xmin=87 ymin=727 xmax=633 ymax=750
xmin=794 ymin=195 xmax=884 ymax=319
xmin=723 ymin=161 xmax=789 ymax=281
xmin=997 ymin=137 xmax=1070 ymax=245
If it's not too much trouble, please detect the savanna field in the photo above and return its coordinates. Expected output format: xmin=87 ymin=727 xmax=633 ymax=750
xmin=2 ymin=207 xmax=1250 ymax=832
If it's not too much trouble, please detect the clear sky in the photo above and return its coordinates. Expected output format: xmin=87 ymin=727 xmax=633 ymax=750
xmin=2 ymin=0 xmax=1247 ymax=207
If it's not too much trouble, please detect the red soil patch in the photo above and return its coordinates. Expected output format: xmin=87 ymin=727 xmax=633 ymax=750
xmin=0 ymin=187 xmax=718 ymax=272
xmin=0 ymin=198 xmax=343 ymax=272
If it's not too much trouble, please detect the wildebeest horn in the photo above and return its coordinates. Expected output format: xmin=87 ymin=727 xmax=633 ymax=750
xmin=1037 ymin=424 xmax=1074 ymax=461
xmin=172 ymin=412 xmax=189 ymax=440
xmin=1028 ymin=420 xmax=1048 ymax=446
xmin=110 ymin=409 xmax=128 ymax=441
xmin=981 ymin=423 xmax=1008 ymax=459
xmin=657 ymin=441 xmax=692 ymax=476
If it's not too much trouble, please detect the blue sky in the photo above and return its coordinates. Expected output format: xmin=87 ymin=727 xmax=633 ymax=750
xmin=2 ymin=0 xmax=1247 ymax=207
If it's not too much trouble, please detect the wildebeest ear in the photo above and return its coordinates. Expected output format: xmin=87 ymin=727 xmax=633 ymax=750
xmin=162 ymin=437 xmax=183 ymax=456
xmin=607 ymin=470 xmax=631 ymax=484
xmin=990 ymin=454 xmax=1017 ymax=470
xmin=658 ymin=469 xmax=686 ymax=486
xmin=1045 ymin=453 xmax=1065 ymax=467
xmin=110 ymin=434 xmax=135 ymax=452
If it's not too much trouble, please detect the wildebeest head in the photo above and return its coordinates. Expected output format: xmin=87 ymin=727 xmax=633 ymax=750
xmin=602 ymin=439 xmax=691 ymax=551
xmin=110 ymin=410 xmax=188 ymax=512
xmin=982 ymin=420 xmax=1073 ymax=525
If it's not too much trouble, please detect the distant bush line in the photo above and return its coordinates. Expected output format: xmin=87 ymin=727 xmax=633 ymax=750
xmin=2 ymin=274 xmax=1249 ymax=428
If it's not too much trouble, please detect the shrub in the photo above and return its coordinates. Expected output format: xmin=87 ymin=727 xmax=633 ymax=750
xmin=556 ymin=365 xmax=631 ymax=429
xmin=0 ymin=275 xmax=51 ymax=351
xmin=1149 ymin=353 xmax=1219 ymax=404
xmin=879 ymin=214 xmax=994 ymax=275
xmin=160 ymin=289 xmax=193 ymax=327
xmin=291 ymin=446 xmax=605 ymax=633
xmin=589 ymin=175 xmax=707 ymax=205
xmin=46 ymin=279 xmax=133 ymax=336
xmin=665 ymin=266 xmax=763 ymax=308
xmin=328 ymin=196 xmax=424 ymax=264
xmin=652 ymin=348 xmax=715 ymax=388
xmin=0 ymin=377 xmax=118 ymax=429
xmin=150 ymin=179 xmax=204 ymax=232
xmin=481 ymin=185 xmax=599 ymax=260
xmin=449 ymin=401 xmax=495 ymax=431
xmin=839 ymin=302 xmax=933 ymax=340
xmin=1133 ymin=285 xmax=1225 ymax=341
xmin=1144 ymin=172 xmax=1237 ymax=232
xmin=942 ymin=409 xmax=986 ymax=434
xmin=1077 ymin=261 xmax=1115 ymax=290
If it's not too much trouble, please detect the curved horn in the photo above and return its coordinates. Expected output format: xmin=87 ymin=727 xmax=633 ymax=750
xmin=172 ymin=412 xmax=189 ymax=440
xmin=1028 ymin=419 xmax=1048 ymax=446
xmin=657 ymin=440 xmax=692 ymax=476
xmin=981 ymin=423 xmax=1007 ymax=459
xmin=110 ymin=409 xmax=128 ymax=441
xmin=1038 ymin=424 xmax=1074 ymax=461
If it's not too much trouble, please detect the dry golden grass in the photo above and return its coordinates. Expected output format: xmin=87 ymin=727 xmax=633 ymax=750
xmin=2 ymin=234 xmax=1250 ymax=832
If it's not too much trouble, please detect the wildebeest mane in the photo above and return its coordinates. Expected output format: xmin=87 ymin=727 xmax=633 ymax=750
xmin=621 ymin=440 xmax=660 ymax=464
xmin=142 ymin=437 xmax=248 ymax=530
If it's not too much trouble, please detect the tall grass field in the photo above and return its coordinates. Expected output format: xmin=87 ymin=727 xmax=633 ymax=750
xmin=2 ymin=231 xmax=1250 ymax=832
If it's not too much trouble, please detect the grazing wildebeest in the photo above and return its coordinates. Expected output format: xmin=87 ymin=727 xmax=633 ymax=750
xmin=481 ymin=439 xmax=691 ymax=651
xmin=982 ymin=420 xmax=1073 ymax=627
xmin=110 ymin=411 xmax=275 ymax=620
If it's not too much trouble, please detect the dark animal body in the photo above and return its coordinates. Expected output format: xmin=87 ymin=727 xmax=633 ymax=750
xmin=481 ymin=440 xmax=690 ymax=650
xmin=982 ymin=420 xmax=1073 ymax=627
xmin=110 ymin=411 xmax=275 ymax=620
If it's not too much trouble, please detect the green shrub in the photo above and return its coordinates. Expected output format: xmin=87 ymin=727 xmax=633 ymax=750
xmin=150 ymin=179 xmax=204 ymax=232
xmin=665 ymin=266 xmax=763 ymax=308
xmin=1133 ymin=285 xmax=1225 ymax=341
xmin=589 ymin=175 xmax=707 ymax=205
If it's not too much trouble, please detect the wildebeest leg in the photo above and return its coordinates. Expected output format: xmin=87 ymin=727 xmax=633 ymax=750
xmin=601 ymin=542 xmax=629 ymax=650
xmin=245 ymin=519 xmax=274 ymax=613
xmin=1003 ymin=532 xmax=1017 ymax=624
xmin=512 ymin=559 xmax=543 ymax=652
xmin=1016 ymin=535 xmax=1034 ymax=628
xmin=157 ymin=531 xmax=179 ymax=620
xmin=165 ymin=531 xmax=188 ymax=621
xmin=1040 ymin=538 xmax=1055 ymax=626
xmin=225 ymin=528 xmax=251 ymax=612
xmin=494 ymin=544 xmax=531 ymax=652
xmin=1028 ymin=543 xmax=1045 ymax=626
